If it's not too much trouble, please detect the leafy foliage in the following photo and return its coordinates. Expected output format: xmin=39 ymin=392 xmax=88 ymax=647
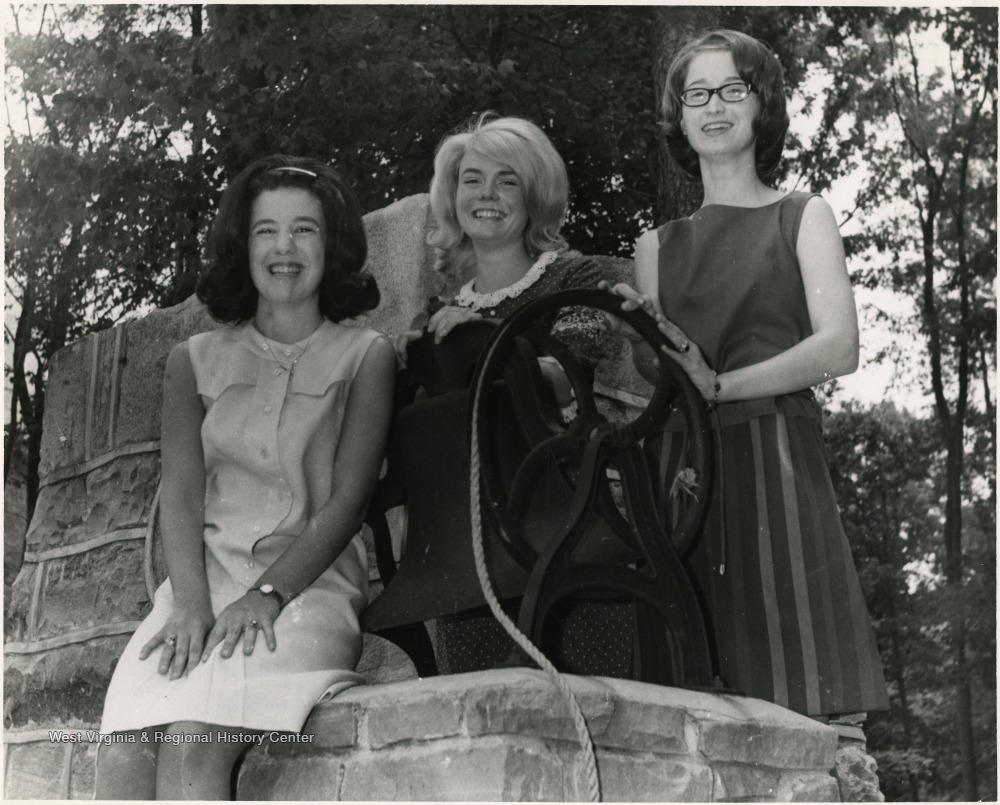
xmin=778 ymin=8 xmax=997 ymax=799
xmin=826 ymin=403 xmax=996 ymax=801
xmin=4 ymin=7 xmax=995 ymax=800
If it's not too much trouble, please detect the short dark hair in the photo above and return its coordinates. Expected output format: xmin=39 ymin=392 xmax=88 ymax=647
xmin=661 ymin=29 xmax=789 ymax=183
xmin=197 ymin=154 xmax=378 ymax=323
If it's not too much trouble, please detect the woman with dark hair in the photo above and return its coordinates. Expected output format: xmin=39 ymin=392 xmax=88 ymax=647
xmin=96 ymin=155 xmax=395 ymax=799
xmin=609 ymin=30 xmax=889 ymax=720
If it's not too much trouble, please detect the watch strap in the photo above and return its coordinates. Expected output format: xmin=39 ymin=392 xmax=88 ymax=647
xmin=250 ymin=584 xmax=287 ymax=609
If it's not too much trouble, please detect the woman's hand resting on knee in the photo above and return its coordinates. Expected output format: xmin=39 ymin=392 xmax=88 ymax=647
xmin=201 ymin=592 xmax=281 ymax=662
xmin=139 ymin=602 xmax=214 ymax=680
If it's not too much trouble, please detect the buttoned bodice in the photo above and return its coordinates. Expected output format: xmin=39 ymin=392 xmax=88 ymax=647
xmin=188 ymin=320 xmax=381 ymax=575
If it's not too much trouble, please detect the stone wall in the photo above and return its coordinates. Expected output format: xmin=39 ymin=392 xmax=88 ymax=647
xmin=4 ymin=195 xmax=443 ymax=797
xmin=3 ymin=193 xmax=879 ymax=801
xmin=237 ymin=669 xmax=843 ymax=802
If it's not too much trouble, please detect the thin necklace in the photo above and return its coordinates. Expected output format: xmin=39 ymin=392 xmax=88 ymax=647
xmin=289 ymin=324 xmax=322 ymax=381
xmin=252 ymin=317 xmax=323 ymax=380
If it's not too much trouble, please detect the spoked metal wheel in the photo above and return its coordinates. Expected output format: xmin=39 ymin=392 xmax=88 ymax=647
xmin=468 ymin=288 xmax=715 ymax=686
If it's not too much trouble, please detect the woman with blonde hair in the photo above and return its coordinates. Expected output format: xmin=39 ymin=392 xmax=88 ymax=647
xmin=392 ymin=113 xmax=614 ymax=673
xmin=396 ymin=113 xmax=607 ymax=405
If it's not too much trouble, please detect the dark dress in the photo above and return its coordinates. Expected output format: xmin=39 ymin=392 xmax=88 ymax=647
xmin=651 ymin=192 xmax=889 ymax=717
xmin=451 ymin=250 xmax=608 ymax=366
xmin=428 ymin=250 xmax=627 ymax=674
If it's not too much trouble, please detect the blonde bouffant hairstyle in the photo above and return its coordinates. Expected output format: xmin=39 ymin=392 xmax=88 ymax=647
xmin=427 ymin=113 xmax=569 ymax=275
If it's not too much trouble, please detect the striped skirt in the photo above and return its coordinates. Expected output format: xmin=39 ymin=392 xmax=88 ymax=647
xmin=653 ymin=405 xmax=889 ymax=717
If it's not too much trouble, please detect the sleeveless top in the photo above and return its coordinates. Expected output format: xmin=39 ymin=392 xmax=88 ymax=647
xmin=100 ymin=320 xmax=380 ymax=734
xmin=189 ymin=320 xmax=382 ymax=551
xmin=657 ymin=192 xmax=821 ymax=427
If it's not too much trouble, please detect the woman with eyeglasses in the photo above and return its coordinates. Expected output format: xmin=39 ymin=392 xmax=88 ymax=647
xmin=607 ymin=30 xmax=888 ymax=721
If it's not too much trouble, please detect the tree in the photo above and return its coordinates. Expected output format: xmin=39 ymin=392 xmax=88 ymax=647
xmin=196 ymin=5 xmax=662 ymax=256
xmin=825 ymin=402 xmax=993 ymax=801
xmin=4 ymin=9 xmax=995 ymax=798
xmin=651 ymin=7 xmax=720 ymax=223
xmin=5 ymin=4 xmax=667 ymax=520
xmin=5 ymin=4 xmax=210 ymax=514
xmin=776 ymin=8 xmax=997 ymax=799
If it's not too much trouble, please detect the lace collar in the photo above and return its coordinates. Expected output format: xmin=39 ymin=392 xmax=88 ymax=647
xmin=453 ymin=251 xmax=559 ymax=311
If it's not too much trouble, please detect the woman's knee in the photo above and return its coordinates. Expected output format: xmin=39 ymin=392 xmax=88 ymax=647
xmin=155 ymin=722 xmax=259 ymax=799
xmin=94 ymin=729 xmax=158 ymax=800
xmin=159 ymin=721 xmax=256 ymax=768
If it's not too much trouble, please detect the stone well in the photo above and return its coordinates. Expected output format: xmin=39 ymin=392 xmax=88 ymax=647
xmin=238 ymin=669 xmax=843 ymax=802
xmin=3 ymin=195 xmax=880 ymax=801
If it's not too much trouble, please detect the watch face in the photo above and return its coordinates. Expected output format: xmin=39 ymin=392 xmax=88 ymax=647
xmin=259 ymin=584 xmax=275 ymax=594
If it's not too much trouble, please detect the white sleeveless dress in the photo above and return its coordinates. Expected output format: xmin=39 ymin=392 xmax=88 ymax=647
xmin=101 ymin=320 xmax=381 ymax=732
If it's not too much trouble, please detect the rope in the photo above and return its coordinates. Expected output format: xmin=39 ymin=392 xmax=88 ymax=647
xmin=468 ymin=361 xmax=602 ymax=802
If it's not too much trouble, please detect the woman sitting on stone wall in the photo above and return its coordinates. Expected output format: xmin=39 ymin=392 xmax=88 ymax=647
xmin=391 ymin=113 xmax=619 ymax=674
xmin=394 ymin=112 xmax=609 ymax=408
xmin=95 ymin=155 xmax=395 ymax=799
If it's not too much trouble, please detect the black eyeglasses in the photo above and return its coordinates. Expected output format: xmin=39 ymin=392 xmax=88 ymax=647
xmin=679 ymin=82 xmax=755 ymax=108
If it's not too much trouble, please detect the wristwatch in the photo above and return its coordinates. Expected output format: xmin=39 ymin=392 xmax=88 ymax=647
xmin=249 ymin=583 xmax=287 ymax=610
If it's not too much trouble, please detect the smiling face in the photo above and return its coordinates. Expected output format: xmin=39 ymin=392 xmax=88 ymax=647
xmin=248 ymin=187 xmax=326 ymax=313
xmin=455 ymin=149 xmax=529 ymax=250
xmin=681 ymin=49 xmax=759 ymax=163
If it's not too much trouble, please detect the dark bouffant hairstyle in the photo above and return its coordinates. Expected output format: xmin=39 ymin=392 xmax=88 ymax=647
xmin=196 ymin=154 xmax=378 ymax=323
xmin=661 ymin=29 xmax=790 ymax=183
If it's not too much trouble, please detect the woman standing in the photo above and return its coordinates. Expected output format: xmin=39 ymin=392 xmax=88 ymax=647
xmin=96 ymin=155 xmax=395 ymax=798
xmin=612 ymin=30 xmax=888 ymax=718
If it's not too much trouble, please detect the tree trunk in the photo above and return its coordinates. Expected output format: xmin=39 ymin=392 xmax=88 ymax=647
xmin=881 ymin=493 xmax=922 ymax=801
xmin=4 ymin=377 xmax=19 ymax=481
xmin=9 ymin=276 xmax=37 ymax=522
xmin=924 ymin=193 xmax=979 ymax=802
xmin=24 ymin=383 xmax=43 ymax=521
xmin=942 ymin=420 xmax=978 ymax=800
xmin=652 ymin=7 xmax=718 ymax=223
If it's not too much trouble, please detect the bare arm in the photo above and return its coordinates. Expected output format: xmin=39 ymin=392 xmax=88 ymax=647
xmin=202 ymin=336 xmax=397 ymax=660
xmin=628 ymin=230 xmax=669 ymax=385
xmin=138 ymin=342 xmax=213 ymax=678
xmin=711 ymin=196 xmax=859 ymax=401
xmin=252 ymin=336 xmax=395 ymax=597
xmin=633 ymin=198 xmax=859 ymax=403
xmin=599 ymin=230 xmax=665 ymax=386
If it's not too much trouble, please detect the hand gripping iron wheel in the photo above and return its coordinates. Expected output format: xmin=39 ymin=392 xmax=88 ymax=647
xmin=468 ymin=288 xmax=715 ymax=686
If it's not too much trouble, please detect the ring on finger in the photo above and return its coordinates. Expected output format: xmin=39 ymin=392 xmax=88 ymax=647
xmin=678 ymin=341 xmax=691 ymax=353
xmin=247 ymin=620 xmax=259 ymax=630
xmin=165 ymin=635 xmax=177 ymax=647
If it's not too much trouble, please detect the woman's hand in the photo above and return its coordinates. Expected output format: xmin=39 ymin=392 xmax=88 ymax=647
xmin=598 ymin=280 xmax=658 ymax=342
xmin=599 ymin=280 xmax=717 ymax=401
xmin=426 ymin=305 xmax=483 ymax=343
xmin=392 ymin=330 xmax=423 ymax=369
xmin=653 ymin=315 xmax=717 ymax=402
xmin=139 ymin=602 xmax=214 ymax=680
xmin=200 ymin=591 xmax=281 ymax=662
